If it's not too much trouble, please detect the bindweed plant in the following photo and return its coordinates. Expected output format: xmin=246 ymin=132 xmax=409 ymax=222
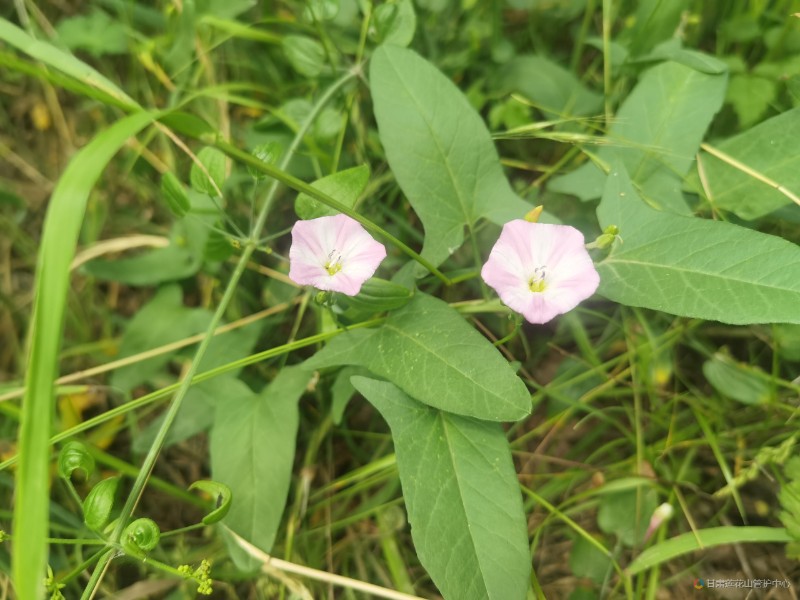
xmin=2 ymin=1 xmax=800 ymax=598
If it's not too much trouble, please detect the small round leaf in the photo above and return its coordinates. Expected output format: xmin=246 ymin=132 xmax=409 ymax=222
xmin=189 ymin=147 xmax=227 ymax=196
xmin=282 ymin=35 xmax=325 ymax=78
xmin=247 ymin=142 xmax=283 ymax=180
xmin=189 ymin=480 xmax=232 ymax=525
xmin=58 ymin=441 xmax=94 ymax=481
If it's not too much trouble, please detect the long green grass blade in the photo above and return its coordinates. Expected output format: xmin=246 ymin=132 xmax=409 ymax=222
xmin=626 ymin=526 xmax=791 ymax=575
xmin=0 ymin=18 xmax=140 ymax=111
xmin=13 ymin=112 xmax=153 ymax=600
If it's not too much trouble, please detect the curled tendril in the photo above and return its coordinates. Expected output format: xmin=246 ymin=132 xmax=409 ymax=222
xmin=188 ymin=480 xmax=232 ymax=525
xmin=122 ymin=518 xmax=160 ymax=555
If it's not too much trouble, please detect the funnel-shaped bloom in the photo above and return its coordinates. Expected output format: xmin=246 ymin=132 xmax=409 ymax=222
xmin=481 ymin=220 xmax=600 ymax=324
xmin=289 ymin=214 xmax=387 ymax=296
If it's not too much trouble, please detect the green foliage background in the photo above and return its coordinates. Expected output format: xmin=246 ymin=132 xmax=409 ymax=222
xmin=1 ymin=1 xmax=800 ymax=599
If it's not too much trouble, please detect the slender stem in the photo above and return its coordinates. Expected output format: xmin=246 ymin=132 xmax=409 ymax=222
xmin=81 ymin=64 xmax=363 ymax=599
xmin=214 ymin=139 xmax=452 ymax=285
xmin=159 ymin=522 xmax=206 ymax=538
xmin=79 ymin=549 xmax=115 ymax=600
xmin=59 ymin=548 xmax=107 ymax=586
xmin=332 ymin=3 xmax=372 ymax=172
xmin=601 ymin=0 xmax=612 ymax=125
xmin=570 ymin=0 xmax=596 ymax=72
xmin=250 ymin=68 xmax=358 ymax=241
xmin=0 ymin=319 xmax=384 ymax=473
xmin=109 ymin=244 xmax=255 ymax=543
xmin=234 ymin=533 xmax=427 ymax=600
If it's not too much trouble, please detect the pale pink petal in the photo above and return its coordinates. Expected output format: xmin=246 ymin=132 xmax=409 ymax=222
xmin=489 ymin=220 xmax=535 ymax=280
xmin=288 ymin=214 xmax=387 ymax=296
xmin=531 ymin=223 xmax=591 ymax=272
xmin=518 ymin=293 xmax=564 ymax=325
xmin=481 ymin=221 xmax=600 ymax=324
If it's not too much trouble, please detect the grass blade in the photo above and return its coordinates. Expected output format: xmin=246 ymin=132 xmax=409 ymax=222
xmin=0 ymin=17 xmax=140 ymax=111
xmin=13 ymin=112 xmax=153 ymax=599
xmin=626 ymin=526 xmax=791 ymax=575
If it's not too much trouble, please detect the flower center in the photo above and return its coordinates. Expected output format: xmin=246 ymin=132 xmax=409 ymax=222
xmin=528 ymin=266 xmax=547 ymax=293
xmin=324 ymin=249 xmax=343 ymax=276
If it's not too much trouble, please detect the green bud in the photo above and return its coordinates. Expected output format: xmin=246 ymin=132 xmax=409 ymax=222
xmin=337 ymin=278 xmax=414 ymax=314
xmin=83 ymin=476 xmax=120 ymax=531
xmin=587 ymin=224 xmax=620 ymax=250
xmin=58 ymin=440 xmax=94 ymax=482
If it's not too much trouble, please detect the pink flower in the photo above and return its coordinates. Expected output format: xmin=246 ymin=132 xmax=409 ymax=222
xmin=644 ymin=503 xmax=674 ymax=541
xmin=481 ymin=220 xmax=600 ymax=324
xmin=289 ymin=214 xmax=387 ymax=296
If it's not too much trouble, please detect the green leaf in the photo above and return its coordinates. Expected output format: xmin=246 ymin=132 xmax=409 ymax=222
xmin=129 ymin=315 xmax=263 ymax=453
xmin=57 ymin=440 xmax=95 ymax=481
xmin=372 ymin=0 xmax=416 ymax=47
xmin=569 ymin=536 xmax=612 ymax=584
xmin=727 ymin=74 xmax=777 ymax=128
xmin=82 ymin=214 xmax=210 ymax=285
xmin=83 ymin=476 xmax=121 ymax=531
xmin=132 ymin=378 xmax=254 ymax=454
xmin=210 ymin=366 xmax=312 ymax=563
xmin=190 ymin=146 xmax=227 ymax=196
xmin=337 ymin=277 xmax=414 ymax=313
xmin=693 ymin=107 xmax=800 ymax=219
xmin=330 ymin=366 xmax=367 ymax=424
xmin=597 ymin=489 xmax=657 ymax=547
xmin=626 ymin=526 xmax=791 ymax=575
xmin=248 ymin=141 xmax=283 ymax=180
xmin=352 ymin=377 xmax=530 ymax=600
xmin=282 ymin=35 xmax=325 ymax=78
xmin=303 ymin=0 xmax=339 ymax=21
xmin=161 ymin=172 xmax=191 ymax=217
xmin=307 ymin=293 xmax=530 ymax=421
xmin=493 ymin=55 xmax=602 ymax=117
xmin=627 ymin=0 xmax=689 ymax=56
xmin=597 ymin=164 xmax=800 ymax=324
xmin=197 ymin=0 xmax=256 ymax=18
xmin=110 ymin=285 xmax=212 ymax=394
xmin=702 ymin=353 xmax=771 ymax=405
xmin=11 ymin=111 xmax=152 ymax=600
xmin=775 ymin=324 xmax=800 ymax=361
xmin=158 ymin=111 xmax=216 ymax=139
xmin=636 ymin=39 xmax=728 ymax=75
xmin=370 ymin=45 xmax=530 ymax=267
xmin=550 ymin=61 xmax=727 ymax=214
xmin=189 ymin=480 xmax=233 ymax=525
xmin=294 ymin=164 xmax=369 ymax=219
xmin=56 ymin=9 xmax=128 ymax=58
